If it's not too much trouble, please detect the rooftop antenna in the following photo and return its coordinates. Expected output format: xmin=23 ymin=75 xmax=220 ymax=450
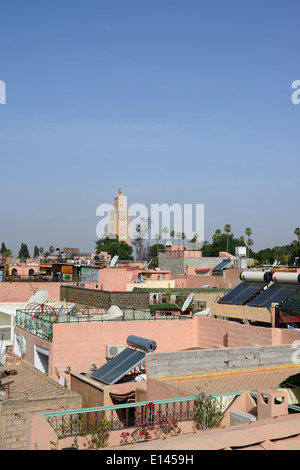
xmin=57 ymin=299 xmax=66 ymax=315
xmin=110 ymin=255 xmax=119 ymax=268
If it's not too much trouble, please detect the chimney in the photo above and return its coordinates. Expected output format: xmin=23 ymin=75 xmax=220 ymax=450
xmin=257 ymin=389 xmax=288 ymax=420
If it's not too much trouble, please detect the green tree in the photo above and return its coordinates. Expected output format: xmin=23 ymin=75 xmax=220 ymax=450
xmin=224 ymin=224 xmax=232 ymax=252
xmin=245 ymin=227 xmax=252 ymax=257
xmin=0 ymin=243 xmax=7 ymax=253
xmin=148 ymin=243 xmax=164 ymax=260
xmin=19 ymin=243 xmax=30 ymax=261
xmin=282 ymin=253 xmax=291 ymax=266
xmin=212 ymin=229 xmax=221 ymax=243
xmin=247 ymin=238 xmax=254 ymax=257
xmin=95 ymin=235 xmax=133 ymax=261
xmin=154 ymin=234 xmax=161 ymax=256
xmin=295 ymin=227 xmax=300 ymax=242
xmin=193 ymin=388 xmax=224 ymax=430
xmin=170 ymin=230 xmax=175 ymax=244
xmin=5 ymin=249 xmax=12 ymax=257
xmin=162 ymin=226 xmax=169 ymax=247
xmin=33 ymin=246 xmax=40 ymax=257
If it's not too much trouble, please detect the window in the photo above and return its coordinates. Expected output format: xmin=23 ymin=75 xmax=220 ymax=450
xmin=34 ymin=345 xmax=49 ymax=374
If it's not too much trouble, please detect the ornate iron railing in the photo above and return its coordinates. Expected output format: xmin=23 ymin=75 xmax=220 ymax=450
xmin=44 ymin=393 xmax=238 ymax=439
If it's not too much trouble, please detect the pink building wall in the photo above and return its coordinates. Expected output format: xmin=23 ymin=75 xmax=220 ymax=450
xmin=15 ymin=315 xmax=300 ymax=386
xmin=49 ymin=319 xmax=199 ymax=380
xmin=175 ymin=268 xmax=241 ymax=290
xmin=0 ymin=282 xmax=62 ymax=303
xmin=98 ymin=268 xmax=127 ymax=291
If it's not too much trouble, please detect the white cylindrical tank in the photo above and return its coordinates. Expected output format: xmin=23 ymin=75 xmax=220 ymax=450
xmin=272 ymin=272 xmax=300 ymax=284
xmin=240 ymin=271 xmax=272 ymax=283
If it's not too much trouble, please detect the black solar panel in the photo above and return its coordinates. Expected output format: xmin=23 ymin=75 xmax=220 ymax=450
xmin=218 ymin=282 xmax=266 ymax=305
xmin=91 ymin=348 xmax=145 ymax=385
xmin=247 ymin=283 xmax=300 ymax=307
xmin=213 ymin=259 xmax=231 ymax=271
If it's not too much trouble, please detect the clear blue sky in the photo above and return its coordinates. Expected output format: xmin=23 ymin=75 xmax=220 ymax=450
xmin=0 ymin=0 xmax=299 ymax=255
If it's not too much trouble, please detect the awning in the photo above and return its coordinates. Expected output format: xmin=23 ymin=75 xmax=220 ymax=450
xmin=110 ymin=390 xmax=136 ymax=403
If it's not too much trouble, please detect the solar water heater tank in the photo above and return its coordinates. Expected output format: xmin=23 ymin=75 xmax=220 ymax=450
xmin=126 ymin=335 xmax=157 ymax=353
xmin=272 ymin=272 xmax=300 ymax=284
xmin=240 ymin=270 xmax=272 ymax=283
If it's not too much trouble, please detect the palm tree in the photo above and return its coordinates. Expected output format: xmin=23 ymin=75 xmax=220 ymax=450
xmin=170 ymin=230 xmax=175 ymax=245
xmin=212 ymin=229 xmax=221 ymax=244
xmin=247 ymin=238 xmax=254 ymax=258
xmin=176 ymin=232 xmax=182 ymax=245
xmin=49 ymin=245 xmax=55 ymax=256
xmin=245 ymin=227 xmax=252 ymax=257
xmin=154 ymin=234 xmax=161 ymax=256
xmin=224 ymin=224 xmax=232 ymax=252
xmin=182 ymin=232 xmax=186 ymax=248
xmin=295 ymin=227 xmax=300 ymax=242
xmin=162 ymin=227 xmax=169 ymax=247
xmin=282 ymin=254 xmax=290 ymax=266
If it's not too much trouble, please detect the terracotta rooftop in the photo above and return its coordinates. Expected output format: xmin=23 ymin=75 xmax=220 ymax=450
xmin=0 ymin=358 xmax=75 ymax=401
xmin=114 ymin=413 xmax=300 ymax=450
xmin=157 ymin=364 xmax=300 ymax=396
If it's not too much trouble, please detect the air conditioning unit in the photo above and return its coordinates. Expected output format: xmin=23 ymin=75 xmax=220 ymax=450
xmin=106 ymin=344 xmax=124 ymax=359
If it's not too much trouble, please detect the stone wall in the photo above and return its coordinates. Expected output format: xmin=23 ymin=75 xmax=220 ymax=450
xmin=147 ymin=344 xmax=298 ymax=380
xmin=0 ymin=395 xmax=81 ymax=450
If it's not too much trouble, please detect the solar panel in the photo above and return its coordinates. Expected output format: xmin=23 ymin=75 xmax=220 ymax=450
xmin=218 ymin=282 xmax=266 ymax=305
xmin=91 ymin=348 xmax=145 ymax=385
xmin=247 ymin=283 xmax=300 ymax=307
xmin=213 ymin=259 xmax=231 ymax=271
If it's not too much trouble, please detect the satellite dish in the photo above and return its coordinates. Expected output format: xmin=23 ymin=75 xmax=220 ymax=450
xmin=106 ymin=305 xmax=123 ymax=319
xmin=110 ymin=255 xmax=119 ymax=267
xmin=65 ymin=303 xmax=76 ymax=314
xmin=181 ymin=293 xmax=194 ymax=313
xmin=28 ymin=290 xmax=48 ymax=305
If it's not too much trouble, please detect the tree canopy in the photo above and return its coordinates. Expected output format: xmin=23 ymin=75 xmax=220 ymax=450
xmin=95 ymin=235 xmax=133 ymax=261
xmin=18 ymin=243 xmax=30 ymax=261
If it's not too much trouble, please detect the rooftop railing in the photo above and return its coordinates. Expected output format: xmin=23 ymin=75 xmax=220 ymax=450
xmin=44 ymin=393 xmax=237 ymax=440
xmin=44 ymin=392 xmax=300 ymax=445
xmin=15 ymin=307 xmax=193 ymax=342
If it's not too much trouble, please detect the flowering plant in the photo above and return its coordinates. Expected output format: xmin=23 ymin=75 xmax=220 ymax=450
xmin=119 ymin=402 xmax=182 ymax=445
